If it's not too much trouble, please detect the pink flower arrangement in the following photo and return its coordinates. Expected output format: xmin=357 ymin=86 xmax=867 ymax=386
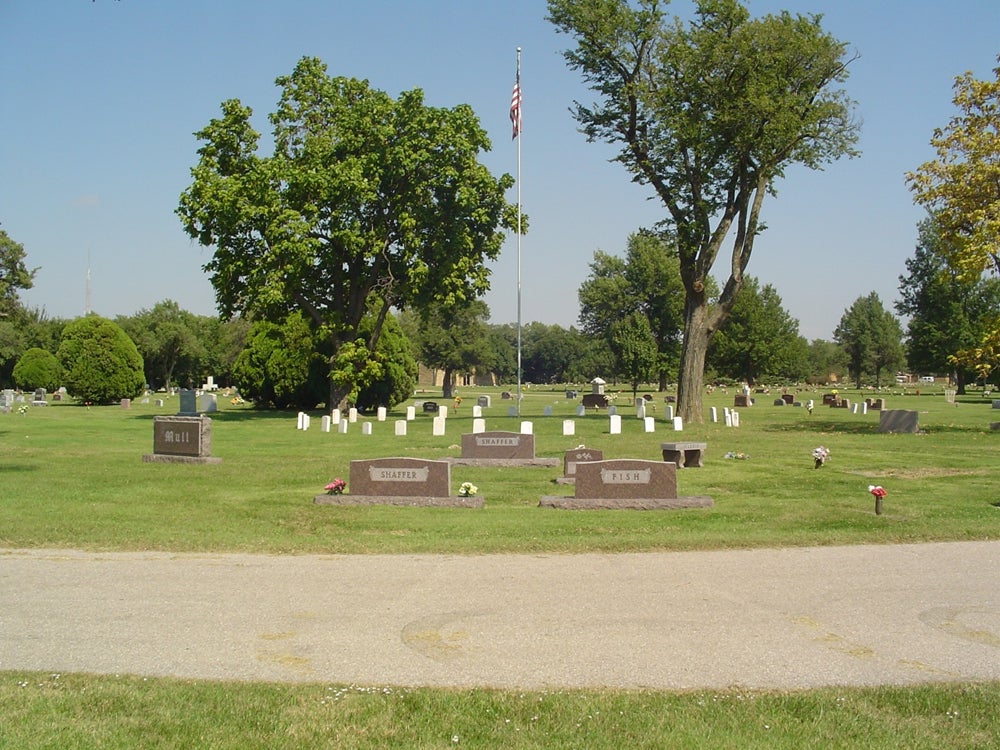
xmin=324 ymin=478 xmax=346 ymax=495
xmin=868 ymin=485 xmax=886 ymax=499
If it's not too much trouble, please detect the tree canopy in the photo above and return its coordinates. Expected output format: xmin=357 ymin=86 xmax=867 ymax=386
xmin=834 ymin=293 xmax=904 ymax=389
xmin=577 ymin=231 xmax=685 ymax=389
xmin=547 ymin=0 xmax=859 ymax=421
xmin=56 ymin=316 xmax=145 ymax=403
xmin=906 ymin=59 xmax=1000 ymax=384
xmin=896 ymin=217 xmax=1000 ymax=392
xmin=906 ymin=58 xmax=1000 ymax=279
xmin=178 ymin=56 xmax=518 ymax=407
xmin=401 ymin=300 xmax=491 ymax=398
xmin=0 ymin=228 xmax=36 ymax=318
xmin=708 ymin=276 xmax=806 ymax=384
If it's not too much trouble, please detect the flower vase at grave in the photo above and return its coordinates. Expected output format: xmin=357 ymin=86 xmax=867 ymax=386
xmin=815 ymin=457 xmax=823 ymax=469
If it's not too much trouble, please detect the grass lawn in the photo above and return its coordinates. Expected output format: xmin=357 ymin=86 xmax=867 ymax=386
xmin=2 ymin=672 xmax=999 ymax=749
xmin=1 ymin=384 xmax=997 ymax=554
xmin=2 ymin=383 xmax=998 ymax=747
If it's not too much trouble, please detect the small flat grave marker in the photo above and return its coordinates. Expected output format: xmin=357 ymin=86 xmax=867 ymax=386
xmin=878 ymin=409 xmax=919 ymax=434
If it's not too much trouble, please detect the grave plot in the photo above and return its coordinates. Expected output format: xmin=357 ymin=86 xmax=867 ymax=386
xmin=314 ymin=457 xmax=482 ymax=508
xmin=540 ymin=459 xmax=713 ymax=510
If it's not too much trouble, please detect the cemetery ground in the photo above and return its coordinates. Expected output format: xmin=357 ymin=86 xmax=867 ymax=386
xmin=2 ymin=385 xmax=999 ymax=748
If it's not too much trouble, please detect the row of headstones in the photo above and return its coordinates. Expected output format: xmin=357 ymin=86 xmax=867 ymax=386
xmin=298 ymin=412 xmax=693 ymax=437
xmin=709 ymin=407 xmax=742 ymax=427
xmin=2 ymin=388 xmax=66 ymax=408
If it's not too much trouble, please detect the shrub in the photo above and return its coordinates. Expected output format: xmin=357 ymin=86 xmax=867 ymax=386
xmin=12 ymin=347 xmax=61 ymax=391
xmin=56 ymin=316 xmax=145 ymax=403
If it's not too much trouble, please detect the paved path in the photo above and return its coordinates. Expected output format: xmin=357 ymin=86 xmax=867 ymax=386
xmin=2 ymin=542 xmax=998 ymax=690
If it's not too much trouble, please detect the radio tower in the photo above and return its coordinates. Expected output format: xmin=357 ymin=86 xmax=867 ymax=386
xmin=85 ymin=251 xmax=92 ymax=316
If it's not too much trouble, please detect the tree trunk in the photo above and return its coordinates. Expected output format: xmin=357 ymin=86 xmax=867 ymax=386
xmin=442 ymin=368 xmax=454 ymax=399
xmin=328 ymin=380 xmax=351 ymax=412
xmin=956 ymin=369 xmax=967 ymax=395
xmin=676 ymin=302 xmax=713 ymax=424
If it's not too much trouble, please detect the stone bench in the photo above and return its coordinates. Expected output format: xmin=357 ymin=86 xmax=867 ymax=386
xmin=660 ymin=441 xmax=707 ymax=468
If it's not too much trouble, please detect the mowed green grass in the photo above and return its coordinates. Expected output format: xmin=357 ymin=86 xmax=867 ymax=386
xmin=3 ymin=386 xmax=999 ymax=747
xmin=2 ymin=672 xmax=998 ymax=749
xmin=1 ymin=385 xmax=998 ymax=553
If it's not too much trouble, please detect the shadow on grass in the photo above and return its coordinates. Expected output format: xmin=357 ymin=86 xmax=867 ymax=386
xmin=764 ymin=420 xmax=993 ymax=436
xmin=0 ymin=463 xmax=41 ymax=472
xmin=126 ymin=409 xmax=319 ymax=424
xmin=762 ymin=421 xmax=877 ymax=435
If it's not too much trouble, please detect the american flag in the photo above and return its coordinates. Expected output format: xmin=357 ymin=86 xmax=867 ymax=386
xmin=510 ymin=78 xmax=522 ymax=139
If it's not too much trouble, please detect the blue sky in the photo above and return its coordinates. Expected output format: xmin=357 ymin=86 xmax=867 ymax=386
xmin=2 ymin=0 xmax=998 ymax=341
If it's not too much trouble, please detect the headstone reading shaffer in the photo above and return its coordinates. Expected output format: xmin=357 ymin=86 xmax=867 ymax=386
xmin=313 ymin=457 xmax=480 ymax=507
xmin=453 ymin=431 xmax=558 ymax=466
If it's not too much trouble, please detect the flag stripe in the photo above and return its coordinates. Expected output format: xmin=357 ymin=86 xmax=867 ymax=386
xmin=510 ymin=79 xmax=521 ymax=139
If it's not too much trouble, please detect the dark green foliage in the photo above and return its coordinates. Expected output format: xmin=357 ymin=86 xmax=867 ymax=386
xmin=609 ymin=311 xmax=658 ymax=398
xmin=709 ymin=277 xmax=807 ymax=384
xmin=56 ymin=316 xmax=145 ymax=403
xmin=403 ymin=300 xmax=491 ymax=397
xmin=835 ymin=293 xmax=905 ymax=388
xmin=0 ymin=228 xmax=35 ymax=317
xmin=355 ymin=313 xmax=417 ymax=410
xmin=116 ymin=300 xmax=207 ymax=391
xmin=578 ymin=232 xmax=686 ymax=389
xmin=896 ymin=216 xmax=1000 ymax=392
xmin=11 ymin=347 xmax=61 ymax=391
xmin=177 ymin=56 xmax=517 ymax=407
xmin=232 ymin=313 xmax=327 ymax=409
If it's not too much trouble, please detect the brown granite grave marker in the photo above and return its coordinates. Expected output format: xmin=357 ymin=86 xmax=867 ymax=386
xmin=563 ymin=447 xmax=603 ymax=478
xmin=143 ymin=415 xmax=221 ymax=464
xmin=461 ymin=431 xmax=534 ymax=460
xmin=540 ymin=459 xmax=713 ymax=510
xmin=314 ymin=457 xmax=480 ymax=507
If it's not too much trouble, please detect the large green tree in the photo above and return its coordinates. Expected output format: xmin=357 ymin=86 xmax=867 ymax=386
xmin=117 ymin=300 xmax=205 ymax=392
xmin=0 ymin=228 xmax=35 ymax=318
xmin=906 ymin=58 xmax=1000 ymax=279
xmin=401 ymin=300 xmax=492 ymax=399
xmin=578 ymin=231 xmax=685 ymax=389
xmin=609 ymin=311 xmax=658 ymax=399
xmin=547 ymin=0 xmax=859 ymax=422
xmin=708 ymin=277 xmax=805 ymax=384
xmin=906 ymin=60 xmax=1000 ymax=382
xmin=834 ymin=293 xmax=905 ymax=389
xmin=56 ymin=316 xmax=145 ymax=403
xmin=178 ymin=56 xmax=517 ymax=408
xmin=12 ymin=347 xmax=61 ymax=392
xmin=896 ymin=217 xmax=1000 ymax=393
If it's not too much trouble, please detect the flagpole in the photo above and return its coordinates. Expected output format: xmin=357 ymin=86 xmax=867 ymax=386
xmin=515 ymin=47 xmax=522 ymax=418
